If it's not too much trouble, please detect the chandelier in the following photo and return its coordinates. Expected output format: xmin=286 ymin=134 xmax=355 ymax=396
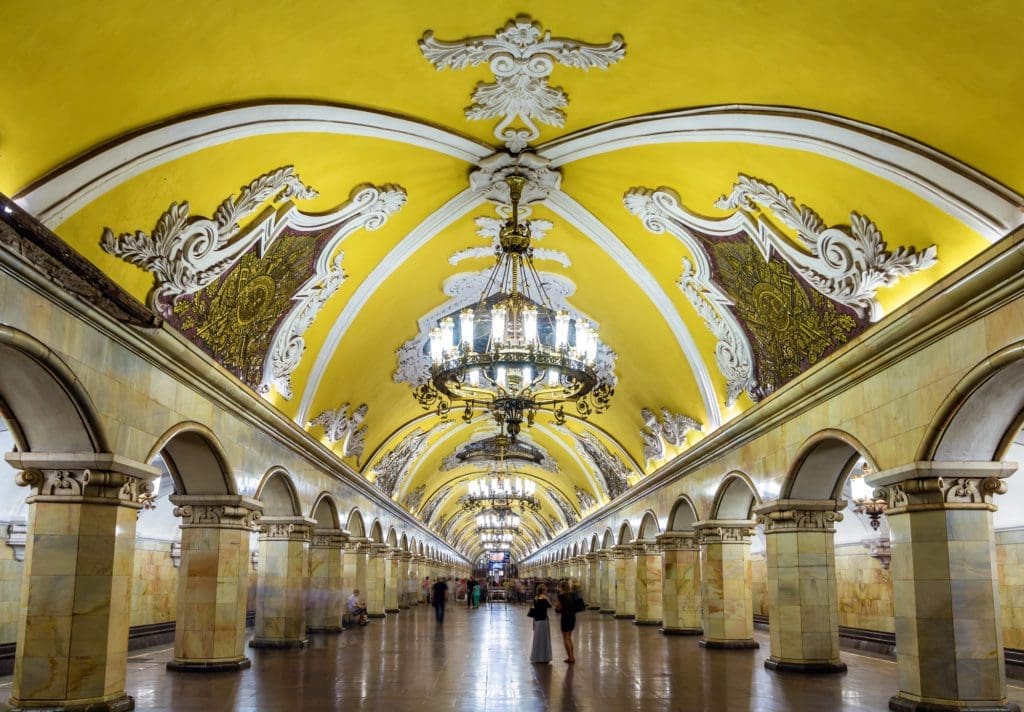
xmin=480 ymin=532 xmax=514 ymax=545
xmin=413 ymin=174 xmax=613 ymax=439
xmin=460 ymin=435 xmax=541 ymax=513
xmin=476 ymin=511 xmax=521 ymax=530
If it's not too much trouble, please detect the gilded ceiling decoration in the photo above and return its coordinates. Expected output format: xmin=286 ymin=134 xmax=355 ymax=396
xmin=546 ymin=487 xmax=580 ymax=527
xmin=402 ymin=484 xmax=426 ymax=512
xmin=370 ymin=425 xmax=449 ymax=498
xmin=575 ymin=486 xmax=597 ymax=515
xmin=420 ymin=16 xmax=626 ymax=152
xmin=103 ymin=172 xmax=407 ymax=395
xmin=420 ymin=485 xmax=454 ymax=525
xmin=308 ymin=403 xmax=369 ymax=463
xmin=563 ymin=428 xmax=634 ymax=500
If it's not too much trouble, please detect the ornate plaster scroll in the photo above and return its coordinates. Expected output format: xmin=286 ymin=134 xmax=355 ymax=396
xmin=640 ymin=406 xmax=702 ymax=468
xmin=575 ymin=486 xmax=597 ymax=514
xmin=369 ymin=421 xmax=452 ymax=498
xmin=420 ymin=485 xmax=454 ymax=525
xmin=262 ymin=184 xmax=407 ymax=396
xmin=715 ymin=174 xmax=938 ymax=322
xmin=420 ymin=17 xmax=626 ymax=152
xmin=625 ymin=187 xmax=757 ymax=404
xmin=308 ymin=402 xmax=369 ymax=461
xmin=560 ymin=428 xmax=633 ymax=500
xmin=546 ymin=487 xmax=579 ymax=527
xmin=402 ymin=484 xmax=426 ymax=512
xmin=101 ymin=166 xmax=318 ymax=305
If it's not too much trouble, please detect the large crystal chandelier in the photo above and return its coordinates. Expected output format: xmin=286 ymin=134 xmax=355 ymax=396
xmin=413 ymin=175 xmax=613 ymax=439
xmin=476 ymin=510 xmax=521 ymax=536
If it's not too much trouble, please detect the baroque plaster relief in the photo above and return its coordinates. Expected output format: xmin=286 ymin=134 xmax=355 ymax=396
xmin=420 ymin=17 xmax=626 ymax=152
xmin=640 ymin=408 xmax=702 ymax=468
xmin=103 ymin=169 xmax=406 ymax=395
xmin=308 ymin=403 xmax=369 ymax=462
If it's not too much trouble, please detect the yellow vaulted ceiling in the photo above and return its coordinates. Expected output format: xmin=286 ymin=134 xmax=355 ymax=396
xmin=2 ymin=1 xmax=1023 ymax=560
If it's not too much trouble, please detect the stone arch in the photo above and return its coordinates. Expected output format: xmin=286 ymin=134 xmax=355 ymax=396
xmin=617 ymin=520 xmax=635 ymax=545
xmin=254 ymin=467 xmax=301 ymax=516
xmin=146 ymin=422 xmax=236 ymax=496
xmin=386 ymin=526 xmax=398 ymax=547
xmin=310 ymin=492 xmax=341 ymax=528
xmin=0 ymin=325 xmax=107 ymax=453
xmin=346 ymin=508 xmax=366 ymax=537
xmin=571 ymin=543 xmax=579 ymax=557
xmin=580 ymin=539 xmax=589 ymax=555
xmin=919 ymin=341 xmax=1024 ymax=462
xmin=590 ymin=534 xmax=600 ymax=552
xmin=782 ymin=429 xmax=878 ymax=500
xmin=601 ymin=528 xmax=614 ymax=549
xmin=369 ymin=520 xmax=384 ymax=543
xmin=668 ymin=496 xmax=700 ymax=531
xmin=638 ymin=510 xmax=661 ymax=539
xmin=710 ymin=472 xmax=761 ymax=519
xmin=400 ymin=533 xmax=409 ymax=551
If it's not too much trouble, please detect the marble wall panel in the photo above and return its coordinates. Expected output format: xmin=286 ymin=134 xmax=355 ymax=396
xmin=130 ymin=538 xmax=178 ymax=627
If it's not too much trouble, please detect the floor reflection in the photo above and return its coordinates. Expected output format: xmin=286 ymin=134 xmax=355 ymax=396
xmin=2 ymin=604 xmax=1024 ymax=711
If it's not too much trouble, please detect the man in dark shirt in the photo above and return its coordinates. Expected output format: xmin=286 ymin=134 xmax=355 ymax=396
xmin=432 ymin=577 xmax=449 ymax=623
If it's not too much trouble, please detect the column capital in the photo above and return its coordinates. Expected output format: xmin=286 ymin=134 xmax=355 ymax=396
xmin=867 ymin=461 xmax=1016 ymax=514
xmin=258 ymin=515 xmax=316 ymax=541
xmin=170 ymin=494 xmax=263 ymax=530
xmin=368 ymin=542 xmax=391 ymax=557
xmin=612 ymin=544 xmax=635 ymax=558
xmin=753 ymin=499 xmax=846 ymax=534
xmin=584 ymin=552 xmax=600 ymax=562
xmin=398 ymin=551 xmax=414 ymax=562
xmin=633 ymin=539 xmax=661 ymax=555
xmin=598 ymin=547 xmax=616 ymax=559
xmin=7 ymin=451 xmax=159 ymax=508
xmin=654 ymin=531 xmax=699 ymax=551
xmin=693 ymin=519 xmax=756 ymax=544
xmin=310 ymin=528 xmax=349 ymax=548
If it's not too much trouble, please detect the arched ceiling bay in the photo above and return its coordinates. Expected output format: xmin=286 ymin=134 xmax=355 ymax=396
xmin=3 ymin=1 xmax=1022 ymax=560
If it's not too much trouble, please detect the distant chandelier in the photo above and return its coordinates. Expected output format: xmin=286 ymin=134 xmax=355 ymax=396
xmin=476 ymin=511 xmax=521 ymax=530
xmin=481 ymin=532 xmax=514 ymax=545
xmin=461 ymin=436 xmax=541 ymax=513
xmin=413 ymin=175 xmax=613 ymax=439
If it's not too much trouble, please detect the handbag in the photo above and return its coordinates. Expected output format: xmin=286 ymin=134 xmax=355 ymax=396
xmin=527 ymin=606 xmax=537 ymax=619
xmin=574 ymin=593 xmax=586 ymax=612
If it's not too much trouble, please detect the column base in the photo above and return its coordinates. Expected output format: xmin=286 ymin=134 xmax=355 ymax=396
xmin=8 ymin=694 xmax=135 ymax=711
xmin=764 ymin=658 xmax=846 ymax=673
xmin=367 ymin=612 xmax=386 ymax=619
xmin=385 ymin=608 xmax=400 ymax=614
xmin=306 ymin=626 xmax=343 ymax=634
xmin=699 ymin=638 xmax=760 ymax=649
xmin=613 ymin=613 xmax=636 ymax=620
xmin=599 ymin=609 xmax=615 ymax=615
xmin=889 ymin=696 xmax=1020 ymax=712
xmin=167 ymin=657 xmax=252 ymax=672
xmin=249 ymin=637 xmax=309 ymax=649
xmin=587 ymin=605 xmax=601 ymax=610
xmin=661 ymin=626 xmax=703 ymax=636
xmin=634 ymin=619 xmax=662 ymax=626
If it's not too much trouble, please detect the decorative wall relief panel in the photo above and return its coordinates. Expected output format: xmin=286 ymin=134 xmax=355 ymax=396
xmin=626 ymin=177 xmax=936 ymax=401
xmin=640 ymin=407 xmax=702 ymax=468
xmin=402 ymin=485 xmax=426 ymax=512
xmin=103 ymin=171 xmax=407 ymax=395
xmin=546 ymin=487 xmax=580 ymax=526
xmin=561 ymin=428 xmax=633 ymax=499
xmin=575 ymin=486 xmax=597 ymax=514
xmin=308 ymin=403 xmax=369 ymax=462
xmin=419 ymin=485 xmax=453 ymax=525
xmin=369 ymin=421 xmax=452 ymax=497
xmin=420 ymin=17 xmax=626 ymax=151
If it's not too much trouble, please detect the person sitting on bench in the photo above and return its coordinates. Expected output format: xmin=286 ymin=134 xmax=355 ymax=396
xmin=346 ymin=589 xmax=368 ymax=626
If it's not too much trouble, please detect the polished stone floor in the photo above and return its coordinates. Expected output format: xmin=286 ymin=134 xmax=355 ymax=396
xmin=3 ymin=604 xmax=1024 ymax=711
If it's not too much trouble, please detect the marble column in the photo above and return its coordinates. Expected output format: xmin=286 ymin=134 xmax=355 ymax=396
xmin=869 ymin=462 xmax=1019 ymax=712
xmin=754 ymin=499 xmax=846 ymax=673
xmin=249 ymin=516 xmax=315 ymax=649
xmin=384 ymin=548 xmax=401 ymax=614
xmin=613 ymin=545 xmax=637 ymax=619
xmin=694 ymin=519 xmax=759 ymax=649
xmin=656 ymin=532 xmax=702 ymax=635
xmin=634 ymin=540 xmax=663 ymax=626
xmin=306 ymin=528 xmax=347 ymax=634
xmin=399 ymin=553 xmax=414 ymax=608
xmin=599 ymin=550 xmax=616 ymax=614
xmin=365 ymin=544 xmax=388 ymax=618
xmin=584 ymin=553 xmax=601 ymax=609
xmin=167 ymin=494 xmax=262 ymax=671
xmin=5 ymin=452 xmax=158 ymax=712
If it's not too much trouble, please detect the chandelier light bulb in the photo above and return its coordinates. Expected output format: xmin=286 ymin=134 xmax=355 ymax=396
xmin=496 ymin=366 xmax=507 ymax=390
xmin=459 ymin=309 xmax=475 ymax=349
xmin=468 ymin=368 xmax=481 ymax=386
xmin=523 ymin=305 xmax=539 ymax=343
xmin=440 ymin=317 xmax=455 ymax=355
xmin=491 ymin=304 xmax=507 ymax=344
xmin=429 ymin=327 xmax=444 ymax=363
xmin=555 ymin=311 xmax=570 ymax=350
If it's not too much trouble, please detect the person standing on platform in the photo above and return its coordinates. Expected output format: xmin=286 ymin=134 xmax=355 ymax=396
xmin=472 ymin=581 xmax=482 ymax=609
xmin=529 ymin=583 xmax=553 ymax=664
xmin=432 ymin=577 xmax=449 ymax=623
xmin=556 ymin=580 xmax=582 ymax=663
xmin=466 ymin=577 xmax=475 ymax=608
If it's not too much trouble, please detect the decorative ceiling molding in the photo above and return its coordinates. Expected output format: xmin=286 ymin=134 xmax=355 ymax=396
xmin=402 ymin=484 xmax=426 ymax=512
xmin=370 ymin=423 xmax=451 ymax=497
xmin=625 ymin=188 xmax=758 ymax=404
xmin=308 ymin=402 xmax=369 ymax=462
xmin=574 ymin=486 xmax=597 ymax=515
xmin=16 ymin=104 xmax=491 ymax=229
xmin=419 ymin=484 xmax=454 ymax=525
xmin=296 ymin=188 xmax=483 ymax=425
xmin=469 ymin=151 xmax=561 ymax=206
xmin=101 ymin=166 xmax=319 ymax=306
xmin=715 ymin=175 xmax=938 ymax=322
xmin=102 ymin=173 xmax=407 ymax=398
xmin=538 ymin=105 xmax=1024 ymax=240
xmin=419 ymin=16 xmax=626 ymax=152
xmin=546 ymin=486 xmax=580 ymax=527
xmin=559 ymin=426 xmax=635 ymax=500
xmin=640 ymin=407 xmax=701 ymax=469
xmin=393 ymin=268 xmax=617 ymax=390
xmin=545 ymin=189 xmax=722 ymax=426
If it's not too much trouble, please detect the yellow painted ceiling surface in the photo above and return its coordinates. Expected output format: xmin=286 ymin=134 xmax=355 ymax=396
xmin=2 ymin=2 xmax=1022 ymax=560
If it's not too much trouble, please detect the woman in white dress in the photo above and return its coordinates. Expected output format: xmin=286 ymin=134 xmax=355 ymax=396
xmin=529 ymin=583 xmax=553 ymax=664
